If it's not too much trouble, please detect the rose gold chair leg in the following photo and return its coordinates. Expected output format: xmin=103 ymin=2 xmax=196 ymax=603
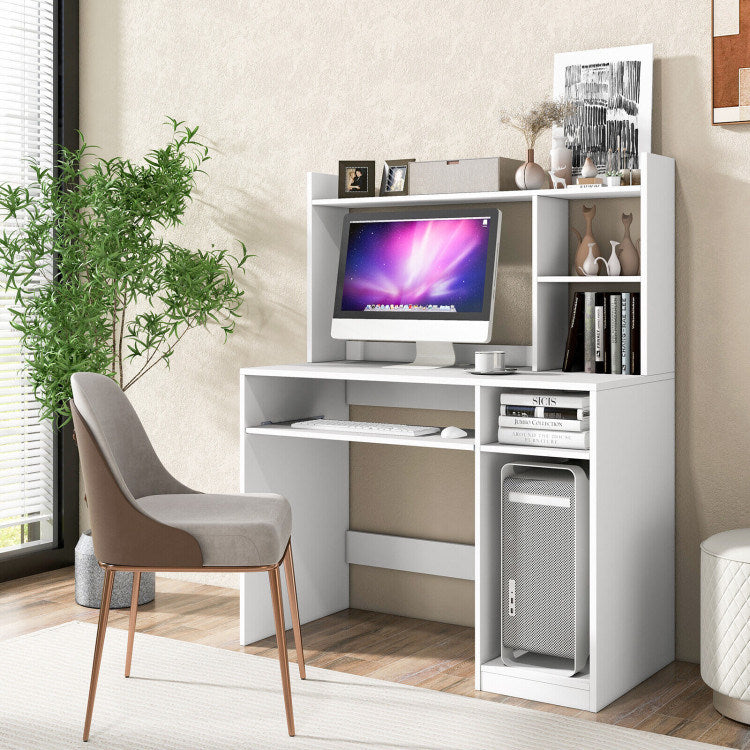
xmin=124 ymin=571 xmax=141 ymax=677
xmin=283 ymin=544 xmax=306 ymax=679
xmin=268 ymin=566 xmax=295 ymax=736
xmin=83 ymin=567 xmax=115 ymax=742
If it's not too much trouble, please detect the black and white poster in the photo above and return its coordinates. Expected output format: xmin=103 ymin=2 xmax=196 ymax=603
xmin=553 ymin=44 xmax=653 ymax=176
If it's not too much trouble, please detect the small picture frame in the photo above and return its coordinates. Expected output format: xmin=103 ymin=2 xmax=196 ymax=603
xmin=338 ymin=161 xmax=376 ymax=198
xmin=379 ymin=158 xmax=415 ymax=197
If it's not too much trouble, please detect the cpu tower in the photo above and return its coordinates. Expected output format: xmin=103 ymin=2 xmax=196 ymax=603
xmin=500 ymin=462 xmax=589 ymax=676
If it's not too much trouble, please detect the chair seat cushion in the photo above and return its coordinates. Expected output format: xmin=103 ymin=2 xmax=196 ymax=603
xmin=133 ymin=493 xmax=292 ymax=567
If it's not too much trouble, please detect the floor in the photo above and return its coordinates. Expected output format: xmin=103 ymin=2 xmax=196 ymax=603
xmin=1 ymin=568 xmax=748 ymax=748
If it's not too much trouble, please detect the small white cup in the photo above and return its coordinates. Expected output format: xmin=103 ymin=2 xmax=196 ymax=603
xmin=475 ymin=350 xmax=506 ymax=373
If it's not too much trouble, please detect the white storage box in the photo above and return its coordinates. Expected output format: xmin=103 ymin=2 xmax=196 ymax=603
xmin=408 ymin=157 xmax=522 ymax=195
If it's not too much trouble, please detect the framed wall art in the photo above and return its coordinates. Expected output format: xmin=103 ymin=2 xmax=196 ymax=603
xmin=712 ymin=0 xmax=750 ymax=124
xmin=553 ymin=44 xmax=653 ymax=176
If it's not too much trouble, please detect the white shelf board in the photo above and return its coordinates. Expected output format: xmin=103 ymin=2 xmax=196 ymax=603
xmin=481 ymin=656 xmax=590 ymax=688
xmin=538 ymin=276 xmax=641 ymax=284
xmin=312 ymin=185 xmax=640 ymax=209
xmin=245 ymin=424 xmax=475 ymax=451
xmin=240 ymin=361 xmax=673 ymax=391
xmin=481 ymin=442 xmax=590 ymax=460
xmin=346 ymin=530 xmax=474 ymax=580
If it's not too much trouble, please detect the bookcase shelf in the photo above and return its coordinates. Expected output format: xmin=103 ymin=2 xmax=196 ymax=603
xmin=311 ymin=185 xmax=640 ymax=208
xmin=532 ymin=152 xmax=674 ymax=375
xmin=538 ymin=276 xmax=641 ymax=284
xmin=481 ymin=442 xmax=590 ymax=460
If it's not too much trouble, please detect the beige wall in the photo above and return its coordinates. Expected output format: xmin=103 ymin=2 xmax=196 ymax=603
xmin=80 ymin=0 xmax=750 ymax=662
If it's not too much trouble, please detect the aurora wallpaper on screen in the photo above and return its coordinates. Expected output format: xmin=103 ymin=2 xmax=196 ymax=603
xmin=340 ymin=217 xmax=491 ymax=313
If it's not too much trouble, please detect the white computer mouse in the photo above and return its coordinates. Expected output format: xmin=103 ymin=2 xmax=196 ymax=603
xmin=441 ymin=426 xmax=467 ymax=439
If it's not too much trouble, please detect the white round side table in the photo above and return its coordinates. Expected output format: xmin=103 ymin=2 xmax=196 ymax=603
xmin=701 ymin=529 xmax=750 ymax=724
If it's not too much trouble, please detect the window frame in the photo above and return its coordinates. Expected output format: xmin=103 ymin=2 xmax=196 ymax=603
xmin=0 ymin=0 xmax=80 ymax=582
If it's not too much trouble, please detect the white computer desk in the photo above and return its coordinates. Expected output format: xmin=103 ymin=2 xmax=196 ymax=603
xmin=239 ymin=360 xmax=675 ymax=712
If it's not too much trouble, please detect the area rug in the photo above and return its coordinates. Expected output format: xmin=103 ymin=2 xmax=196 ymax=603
xmin=0 ymin=622 xmax=721 ymax=749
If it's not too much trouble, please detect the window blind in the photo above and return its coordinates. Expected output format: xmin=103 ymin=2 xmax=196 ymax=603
xmin=0 ymin=0 xmax=55 ymax=553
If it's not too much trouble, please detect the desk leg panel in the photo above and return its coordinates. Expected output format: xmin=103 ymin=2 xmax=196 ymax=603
xmin=240 ymin=435 xmax=349 ymax=645
xmin=589 ymin=378 xmax=675 ymax=709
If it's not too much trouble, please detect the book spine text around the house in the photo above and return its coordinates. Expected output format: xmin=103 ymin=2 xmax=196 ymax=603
xmin=497 ymin=427 xmax=590 ymax=449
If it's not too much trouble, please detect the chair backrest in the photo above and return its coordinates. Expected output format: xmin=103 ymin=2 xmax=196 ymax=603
xmin=70 ymin=373 xmax=203 ymax=567
xmin=71 ymin=373 xmax=193 ymax=500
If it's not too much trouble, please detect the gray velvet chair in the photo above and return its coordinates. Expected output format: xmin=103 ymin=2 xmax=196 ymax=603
xmin=70 ymin=372 xmax=304 ymax=741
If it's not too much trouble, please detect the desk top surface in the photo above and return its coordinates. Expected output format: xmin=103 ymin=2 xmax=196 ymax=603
xmin=240 ymin=361 xmax=674 ymax=392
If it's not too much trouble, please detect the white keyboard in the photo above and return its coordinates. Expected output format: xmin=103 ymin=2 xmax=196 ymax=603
xmin=289 ymin=419 xmax=440 ymax=437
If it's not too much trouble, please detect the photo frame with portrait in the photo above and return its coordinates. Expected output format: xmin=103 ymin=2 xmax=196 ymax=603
xmin=338 ymin=161 xmax=376 ymax=198
xmin=379 ymin=158 xmax=415 ymax=197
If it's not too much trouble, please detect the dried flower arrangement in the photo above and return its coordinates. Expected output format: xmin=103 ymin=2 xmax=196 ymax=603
xmin=500 ymin=99 xmax=574 ymax=150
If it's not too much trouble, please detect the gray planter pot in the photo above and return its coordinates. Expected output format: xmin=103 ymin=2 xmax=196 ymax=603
xmin=74 ymin=530 xmax=155 ymax=609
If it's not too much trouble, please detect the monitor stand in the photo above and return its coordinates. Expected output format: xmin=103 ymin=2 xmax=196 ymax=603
xmin=383 ymin=341 xmax=457 ymax=369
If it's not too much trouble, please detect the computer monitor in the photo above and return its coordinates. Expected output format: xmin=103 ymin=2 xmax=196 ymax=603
xmin=331 ymin=207 xmax=502 ymax=367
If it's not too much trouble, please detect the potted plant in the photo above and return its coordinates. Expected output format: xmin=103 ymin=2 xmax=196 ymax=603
xmin=605 ymin=148 xmax=622 ymax=186
xmin=0 ymin=118 xmax=251 ymax=606
xmin=0 ymin=118 xmax=250 ymax=419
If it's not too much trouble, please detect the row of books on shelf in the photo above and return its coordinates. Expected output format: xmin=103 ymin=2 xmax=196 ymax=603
xmin=563 ymin=291 xmax=640 ymax=375
xmin=497 ymin=391 xmax=589 ymax=450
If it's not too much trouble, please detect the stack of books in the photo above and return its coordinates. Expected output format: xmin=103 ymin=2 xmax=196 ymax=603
xmin=562 ymin=291 xmax=640 ymax=374
xmin=498 ymin=392 xmax=590 ymax=450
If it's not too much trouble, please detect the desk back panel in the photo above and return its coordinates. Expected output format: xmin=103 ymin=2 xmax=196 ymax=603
xmin=349 ymin=405 xmax=475 ymax=626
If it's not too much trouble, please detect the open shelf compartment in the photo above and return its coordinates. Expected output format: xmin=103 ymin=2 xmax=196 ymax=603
xmin=475 ymin=384 xmax=593 ymax=709
xmin=531 ymin=153 xmax=674 ymax=376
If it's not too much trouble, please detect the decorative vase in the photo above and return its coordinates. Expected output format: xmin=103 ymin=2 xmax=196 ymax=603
xmin=515 ymin=149 xmax=547 ymax=190
xmin=571 ymin=203 xmax=600 ymax=276
xmin=578 ymin=243 xmax=599 ymax=276
xmin=581 ymin=156 xmax=598 ymax=179
xmin=549 ymin=133 xmax=573 ymax=186
xmin=618 ymin=212 xmax=641 ymax=275
xmin=75 ymin=530 xmax=155 ymax=609
xmin=596 ymin=240 xmax=622 ymax=277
